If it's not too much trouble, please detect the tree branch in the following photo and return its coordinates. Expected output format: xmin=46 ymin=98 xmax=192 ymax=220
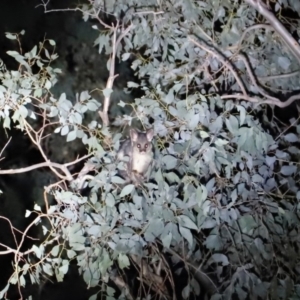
xmin=98 ymin=21 xmax=134 ymax=126
xmin=0 ymin=161 xmax=72 ymax=180
xmin=189 ymin=35 xmax=247 ymax=95
xmin=244 ymin=0 xmax=300 ymax=64
xmin=189 ymin=35 xmax=300 ymax=108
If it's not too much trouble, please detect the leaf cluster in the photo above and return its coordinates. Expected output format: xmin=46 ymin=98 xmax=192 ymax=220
xmin=1 ymin=0 xmax=300 ymax=299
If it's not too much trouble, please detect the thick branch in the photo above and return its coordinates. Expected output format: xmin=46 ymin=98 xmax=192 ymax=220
xmin=98 ymin=22 xmax=134 ymax=126
xmin=236 ymin=54 xmax=279 ymax=103
xmin=244 ymin=0 xmax=300 ymax=64
xmin=190 ymin=35 xmax=300 ymax=108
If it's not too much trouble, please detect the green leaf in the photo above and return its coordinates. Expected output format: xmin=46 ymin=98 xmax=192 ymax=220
xmin=66 ymin=130 xmax=77 ymax=142
xmin=48 ymin=106 xmax=58 ymax=117
xmin=51 ymin=245 xmax=60 ymax=257
xmin=87 ymin=225 xmax=101 ymax=236
xmin=67 ymin=249 xmax=77 ymax=259
xmin=106 ymin=286 xmax=115 ymax=297
xmin=59 ymin=261 xmax=69 ymax=274
xmin=226 ymin=115 xmax=239 ymax=134
xmin=165 ymin=88 xmax=174 ymax=104
xmin=5 ymin=33 xmax=16 ymax=40
xmin=118 ymin=253 xmax=130 ymax=269
xmin=280 ymin=165 xmax=297 ymax=176
xmin=3 ymin=117 xmax=11 ymax=129
xmin=89 ymin=192 xmax=98 ymax=204
xmin=199 ymin=131 xmax=209 ymax=139
xmin=27 ymin=45 xmax=37 ymax=59
xmin=204 ymin=234 xmax=223 ymax=251
xmin=31 ymin=245 xmax=42 ymax=259
xmin=118 ymin=100 xmax=126 ymax=107
xmin=19 ymin=105 xmax=28 ymax=118
xmin=34 ymin=204 xmax=41 ymax=211
xmin=188 ymin=113 xmax=199 ymax=129
xmin=284 ymin=133 xmax=298 ymax=142
xmin=127 ymin=81 xmax=139 ymax=88
xmin=182 ymin=284 xmax=190 ymax=299
xmin=61 ymin=125 xmax=69 ymax=136
xmin=122 ymin=53 xmax=131 ymax=61
xmin=25 ymin=210 xmax=31 ymax=218
xmin=211 ymin=253 xmax=229 ymax=265
xmin=179 ymin=226 xmax=193 ymax=247
xmin=162 ymin=155 xmax=177 ymax=170
xmin=49 ymin=39 xmax=56 ymax=46
xmin=201 ymin=218 xmax=217 ymax=229
xmin=111 ymin=176 xmax=126 ymax=184
xmin=105 ymin=193 xmax=115 ymax=207
xmin=19 ymin=275 xmax=25 ymax=287
xmin=161 ymin=231 xmax=172 ymax=248
xmin=103 ymin=88 xmax=113 ymax=97
xmin=9 ymin=274 xmax=18 ymax=284
xmin=177 ymin=215 xmax=198 ymax=230
xmin=6 ymin=50 xmax=21 ymax=57
xmin=69 ymin=233 xmax=85 ymax=244
xmin=119 ymin=184 xmax=135 ymax=197
xmin=238 ymin=215 xmax=257 ymax=233
xmin=278 ymin=56 xmax=290 ymax=70
xmin=237 ymin=105 xmax=246 ymax=126
xmin=87 ymin=99 xmax=100 ymax=111
xmin=146 ymin=219 xmax=164 ymax=239
xmin=45 ymin=80 xmax=52 ymax=89
xmin=164 ymin=172 xmax=180 ymax=183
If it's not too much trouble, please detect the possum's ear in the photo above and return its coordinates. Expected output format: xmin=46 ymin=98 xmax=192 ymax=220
xmin=130 ymin=129 xmax=139 ymax=141
xmin=146 ymin=128 xmax=154 ymax=141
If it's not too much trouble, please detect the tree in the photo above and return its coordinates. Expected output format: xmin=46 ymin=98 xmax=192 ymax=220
xmin=0 ymin=0 xmax=300 ymax=299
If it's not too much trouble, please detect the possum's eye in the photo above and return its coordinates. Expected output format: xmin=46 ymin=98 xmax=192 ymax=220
xmin=137 ymin=144 xmax=141 ymax=148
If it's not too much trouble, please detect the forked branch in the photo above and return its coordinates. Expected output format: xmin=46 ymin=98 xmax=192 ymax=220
xmin=98 ymin=20 xmax=134 ymax=126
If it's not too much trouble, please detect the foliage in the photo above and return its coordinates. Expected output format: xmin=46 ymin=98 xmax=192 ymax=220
xmin=0 ymin=0 xmax=300 ymax=299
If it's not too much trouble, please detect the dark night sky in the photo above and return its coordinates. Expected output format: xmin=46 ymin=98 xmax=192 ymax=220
xmin=0 ymin=0 xmax=77 ymax=63
xmin=0 ymin=1 xmax=99 ymax=299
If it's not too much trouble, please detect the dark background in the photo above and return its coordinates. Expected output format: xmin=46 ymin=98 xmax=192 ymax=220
xmin=0 ymin=1 xmax=105 ymax=299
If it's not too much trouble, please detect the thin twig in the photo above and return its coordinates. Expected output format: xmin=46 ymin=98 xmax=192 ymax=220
xmin=258 ymin=70 xmax=300 ymax=81
xmin=0 ymin=161 xmax=72 ymax=180
xmin=0 ymin=137 xmax=12 ymax=159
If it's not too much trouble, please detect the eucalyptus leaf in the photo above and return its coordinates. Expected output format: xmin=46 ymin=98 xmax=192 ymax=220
xmin=66 ymin=130 xmax=77 ymax=142
xmin=51 ymin=245 xmax=60 ymax=257
xmin=179 ymin=226 xmax=193 ymax=247
xmin=103 ymin=88 xmax=113 ymax=97
xmin=280 ymin=165 xmax=297 ymax=176
xmin=119 ymin=184 xmax=135 ymax=197
xmin=162 ymin=155 xmax=177 ymax=170
xmin=118 ymin=253 xmax=130 ymax=269
xmin=105 ymin=193 xmax=115 ymax=207
xmin=177 ymin=215 xmax=198 ymax=230
xmin=1 ymin=3 xmax=300 ymax=299
xmin=284 ymin=133 xmax=298 ymax=143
